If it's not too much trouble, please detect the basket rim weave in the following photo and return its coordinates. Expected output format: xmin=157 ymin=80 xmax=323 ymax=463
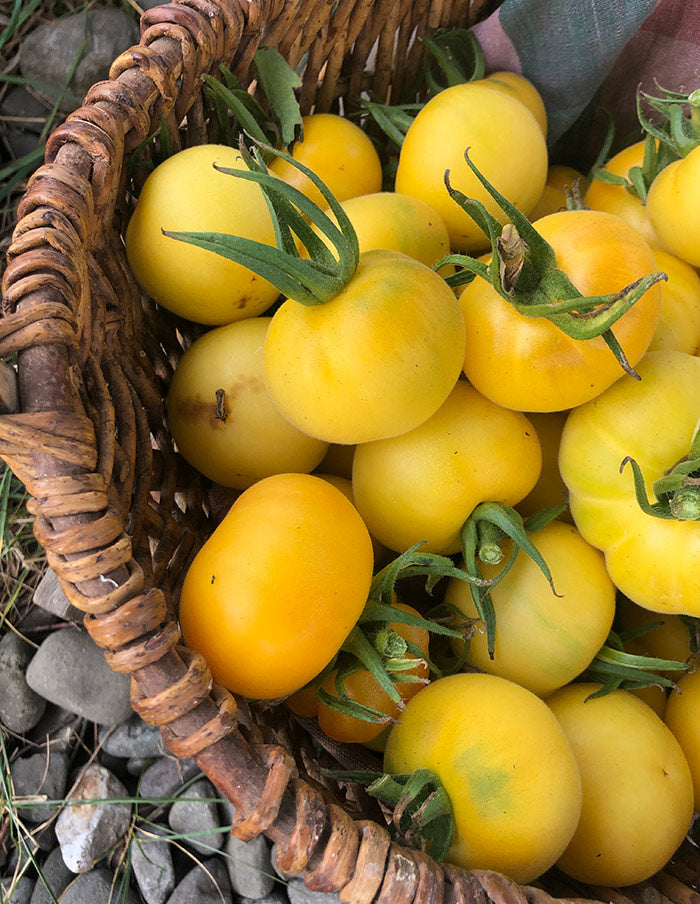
xmin=1 ymin=2 xmax=699 ymax=902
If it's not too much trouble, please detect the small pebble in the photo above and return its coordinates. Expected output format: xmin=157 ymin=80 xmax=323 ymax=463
xmin=0 ymin=876 xmax=35 ymax=904
xmin=224 ymin=833 xmax=276 ymax=900
xmin=165 ymin=857 xmax=232 ymax=904
xmin=138 ymin=756 xmax=200 ymax=802
xmin=129 ymin=825 xmax=175 ymax=904
xmin=29 ymin=847 xmax=73 ymax=904
xmin=10 ymin=749 xmax=68 ymax=824
xmin=286 ymin=878 xmax=342 ymax=904
xmin=0 ymin=632 xmax=46 ymax=734
xmin=99 ymin=715 xmax=164 ymax=759
xmin=57 ymin=867 xmax=140 ymax=904
xmin=168 ymin=779 xmax=224 ymax=855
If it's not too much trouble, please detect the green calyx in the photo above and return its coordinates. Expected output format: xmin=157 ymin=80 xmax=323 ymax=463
xmin=163 ymin=138 xmax=359 ymax=306
xmin=590 ymin=132 xmax=676 ymax=203
xmin=637 ymin=84 xmax=700 ymax=160
xmin=320 ymin=767 xmax=455 ymax=862
xmin=583 ymin=628 xmax=689 ymax=699
xmin=621 ymin=419 xmax=700 ymax=521
xmin=436 ymin=150 xmax=667 ymax=379
xmin=460 ymin=501 xmax=565 ymax=659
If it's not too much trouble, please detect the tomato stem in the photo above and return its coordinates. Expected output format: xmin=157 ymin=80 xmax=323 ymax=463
xmin=438 ymin=150 xmax=666 ymax=374
xmin=621 ymin=442 xmax=700 ymax=522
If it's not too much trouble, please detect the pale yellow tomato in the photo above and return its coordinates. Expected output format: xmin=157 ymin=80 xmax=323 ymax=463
xmin=269 ymin=113 xmax=382 ymax=209
xmin=549 ymin=683 xmax=694 ymax=887
xmin=665 ymin=665 xmax=700 ymax=811
xmin=482 ymin=70 xmax=548 ymax=137
xmin=516 ymin=410 xmax=571 ymax=521
xmin=384 ymin=673 xmax=582 ymax=884
xmin=647 ymin=249 xmax=700 ymax=354
xmin=444 ymin=521 xmax=616 ymax=697
xmin=395 ymin=82 xmax=548 ymax=253
xmin=528 ymin=165 xmax=583 ymax=221
xmin=351 ymin=380 xmax=541 ymax=554
xmin=166 ymin=317 xmax=328 ymax=489
xmin=126 ymin=145 xmax=279 ymax=324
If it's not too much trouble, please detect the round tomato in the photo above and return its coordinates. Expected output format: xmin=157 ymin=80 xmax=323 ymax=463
xmin=516 ymin=410 xmax=571 ymax=521
xmin=268 ymin=113 xmax=383 ymax=209
xmin=559 ymin=351 xmax=700 ymax=615
xmin=481 ymin=71 xmax=547 ymax=137
xmin=384 ymin=673 xmax=582 ymax=884
xmin=167 ymin=317 xmax=328 ymax=488
xmin=459 ymin=209 xmax=662 ymax=412
xmin=583 ymin=140 xmax=662 ymax=249
xmin=647 ymin=249 xmax=700 ymax=355
xmin=665 ymin=665 xmax=700 ymax=811
xmin=310 ymin=192 xmax=451 ymax=269
xmin=125 ymin=144 xmax=279 ymax=324
xmin=647 ymin=143 xmax=700 ymax=266
xmin=549 ymin=683 xmax=693 ymax=887
xmin=178 ymin=473 xmax=373 ymax=699
xmin=317 ymin=603 xmax=430 ymax=744
xmin=395 ymin=82 xmax=548 ymax=252
xmin=263 ymin=249 xmax=465 ymax=444
xmin=351 ymin=380 xmax=541 ymax=555
xmin=444 ymin=521 xmax=616 ymax=697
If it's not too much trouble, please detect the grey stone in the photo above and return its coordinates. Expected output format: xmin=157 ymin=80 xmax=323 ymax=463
xmin=286 ymin=879 xmax=342 ymax=904
xmin=126 ymin=756 xmax=155 ymax=776
xmin=18 ymin=7 xmax=139 ymax=114
xmin=165 ymin=858 xmax=232 ymax=904
xmin=99 ymin=715 xmax=164 ymax=759
xmin=137 ymin=756 xmax=200 ymax=802
xmin=240 ymin=890 xmax=289 ymax=904
xmin=0 ymin=632 xmax=46 ymax=734
xmin=25 ymin=628 xmax=133 ymax=726
xmin=0 ymin=358 xmax=19 ymax=415
xmin=168 ymin=779 xmax=224 ymax=855
xmin=129 ymin=825 xmax=175 ymax=904
xmin=10 ymin=749 xmax=68 ymax=824
xmin=58 ymin=867 xmax=140 ymax=904
xmin=224 ymin=833 xmax=275 ymax=900
xmin=0 ymin=876 xmax=35 ymax=904
xmin=55 ymin=763 xmax=132 ymax=873
xmin=29 ymin=847 xmax=73 ymax=904
xmin=26 ymin=705 xmax=83 ymax=754
xmin=32 ymin=569 xmax=84 ymax=623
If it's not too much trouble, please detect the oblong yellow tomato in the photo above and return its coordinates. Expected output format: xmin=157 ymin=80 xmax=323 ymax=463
xmin=351 ymin=380 xmax=541 ymax=554
xmin=559 ymin=351 xmax=700 ymax=615
xmin=459 ymin=209 xmax=662 ymax=412
xmin=310 ymin=192 xmax=451 ymax=269
xmin=269 ymin=113 xmax=383 ymax=209
xmin=583 ymin=140 xmax=662 ymax=249
xmin=665 ymin=666 xmax=700 ymax=811
xmin=178 ymin=473 xmax=374 ymax=699
xmin=167 ymin=318 xmax=328 ymax=488
xmin=395 ymin=82 xmax=548 ymax=252
xmin=444 ymin=521 xmax=616 ymax=697
xmin=647 ymin=143 xmax=700 ymax=266
xmin=263 ymin=249 xmax=465 ymax=444
xmin=549 ymin=683 xmax=693 ymax=887
xmin=384 ymin=673 xmax=582 ymax=884
xmin=647 ymin=249 xmax=700 ymax=354
xmin=125 ymin=145 xmax=279 ymax=324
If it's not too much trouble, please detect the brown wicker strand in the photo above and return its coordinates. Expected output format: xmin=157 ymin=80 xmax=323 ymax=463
xmin=131 ymin=646 xmax=213 ymax=724
xmin=338 ymin=820 xmax=392 ymax=904
xmin=376 ymin=844 xmax=421 ymax=904
xmin=229 ymin=744 xmax=297 ymax=840
xmin=160 ymin=681 xmax=238 ymax=756
xmin=274 ymin=778 xmax=328 ymax=875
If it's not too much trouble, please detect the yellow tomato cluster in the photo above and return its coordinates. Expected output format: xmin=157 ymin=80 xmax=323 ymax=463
xmin=124 ymin=69 xmax=700 ymax=892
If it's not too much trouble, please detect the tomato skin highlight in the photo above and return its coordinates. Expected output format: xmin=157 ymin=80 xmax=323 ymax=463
xmin=647 ymin=144 xmax=700 ymax=267
xmin=458 ymin=209 xmax=662 ymax=412
xmin=384 ymin=673 xmax=582 ymax=884
xmin=178 ymin=473 xmax=374 ymax=700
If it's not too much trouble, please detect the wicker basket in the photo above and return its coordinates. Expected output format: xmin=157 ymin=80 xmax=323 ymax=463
xmin=2 ymin=1 xmax=700 ymax=901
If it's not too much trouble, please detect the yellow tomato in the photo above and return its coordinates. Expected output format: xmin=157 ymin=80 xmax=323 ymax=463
xmin=395 ymin=82 xmax=548 ymax=252
xmin=384 ymin=673 xmax=582 ymax=884
xmin=351 ymin=380 xmax=541 ymax=555
xmin=516 ymin=410 xmax=571 ymax=521
xmin=528 ymin=165 xmax=583 ymax=221
xmin=665 ymin=665 xmax=700 ymax=811
xmin=179 ymin=473 xmax=373 ymax=699
xmin=583 ymin=140 xmax=662 ymax=249
xmin=269 ymin=113 xmax=382 ymax=209
xmin=167 ymin=318 xmax=328 ymax=488
xmin=263 ymin=249 xmax=465 ymax=444
xmin=549 ymin=683 xmax=694 ymax=887
xmin=126 ymin=145 xmax=279 ymax=324
xmin=647 ymin=249 xmax=700 ymax=354
xmin=481 ymin=70 xmax=548 ymax=137
xmin=647 ymin=144 xmax=700 ymax=266
xmin=444 ymin=521 xmax=616 ymax=697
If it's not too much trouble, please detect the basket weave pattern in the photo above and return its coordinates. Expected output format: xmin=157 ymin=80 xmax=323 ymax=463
xmin=2 ymin=1 xmax=700 ymax=901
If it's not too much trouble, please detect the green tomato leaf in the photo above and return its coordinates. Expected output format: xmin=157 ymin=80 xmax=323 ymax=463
xmin=254 ymin=47 xmax=304 ymax=149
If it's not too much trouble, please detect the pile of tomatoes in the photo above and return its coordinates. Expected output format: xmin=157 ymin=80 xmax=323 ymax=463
xmin=124 ymin=54 xmax=700 ymax=890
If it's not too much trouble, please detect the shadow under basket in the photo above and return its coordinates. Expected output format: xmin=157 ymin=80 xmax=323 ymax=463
xmin=1 ymin=0 xmax=700 ymax=902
